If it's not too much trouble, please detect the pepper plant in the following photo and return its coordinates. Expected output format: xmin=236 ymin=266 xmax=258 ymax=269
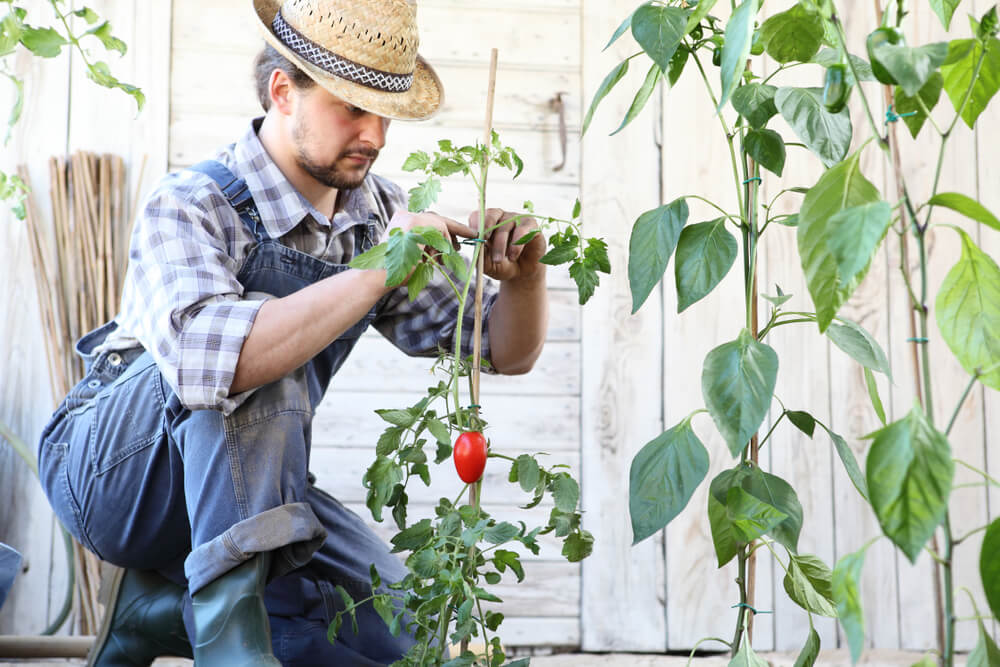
xmin=334 ymin=132 xmax=604 ymax=666
xmin=0 ymin=0 xmax=143 ymax=218
xmin=585 ymin=0 xmax=1000 ymax=665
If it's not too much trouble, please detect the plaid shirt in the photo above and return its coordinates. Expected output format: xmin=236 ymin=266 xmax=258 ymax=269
xmin=101 ymin=119 xmax=497 ymax=415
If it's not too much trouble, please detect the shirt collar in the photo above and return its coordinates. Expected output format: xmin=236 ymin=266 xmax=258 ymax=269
xmin=232 ymin=118 xmax=376 ymax=238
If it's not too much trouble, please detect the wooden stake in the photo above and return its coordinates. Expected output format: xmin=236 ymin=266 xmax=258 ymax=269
xmin=461 ymin=48 xmax=499 ymax=661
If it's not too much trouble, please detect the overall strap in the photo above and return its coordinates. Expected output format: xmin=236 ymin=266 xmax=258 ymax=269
xmin=188 ymin=160 xmax=266 ymax=242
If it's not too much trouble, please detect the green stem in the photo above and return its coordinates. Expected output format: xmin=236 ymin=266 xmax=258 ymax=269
xmin=945 ymin=372 xmax=979 ymax=436
xmin=731 ymin=549 xmax=749 ymax=656
xmin=953 ymin=523 xmax=988 ymax=546
xmin=756 ymin=411 xmax=786 ymax=450
xmin=831 ymin=15 xmax=885 ymax=149
xmin=685 ymin=637 xmax=733 ymax=667
xmin=942 ymin=513 xmax=955 ymax=667
xmin=683 ymin=194 xmax=741 ymax=223
xmin=757 ymin=317 xmax=816 ymax=338
xmin=690 ymin=50 xmax=745 ymax=217
xmin=954 ymin=459 xmax=1000 ymax=488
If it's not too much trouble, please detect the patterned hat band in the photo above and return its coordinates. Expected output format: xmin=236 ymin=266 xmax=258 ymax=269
xmin=272 ymin=10 xmax=414 ymax=94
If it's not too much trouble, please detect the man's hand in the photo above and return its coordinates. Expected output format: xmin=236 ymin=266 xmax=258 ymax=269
xmin=468 ymin=208 xmax=546 ymax=283
xmin=383 ymin=210 xmax=472 ymax=247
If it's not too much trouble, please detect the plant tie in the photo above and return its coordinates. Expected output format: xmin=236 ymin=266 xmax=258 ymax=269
xmin=742 ymin=176 xmax=762 ymax=185
xmin=885 ymin=104 xmax=917 ymax=124
xmin=731 ymin=603 xmax=772 ymax=615
xmin=907 ymin=337 xmax=929 ymax=344
xmin=467 ymin=404 xmax=481 ymax=410
xmin=461 ymin=238 xmax=487 ymax=246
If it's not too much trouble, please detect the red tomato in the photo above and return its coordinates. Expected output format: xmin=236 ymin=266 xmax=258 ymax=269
xmin=453 ymin=431 xmax=488 ymax=483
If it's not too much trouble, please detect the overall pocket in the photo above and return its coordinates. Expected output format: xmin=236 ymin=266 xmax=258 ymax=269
xmin=89 ymin=356 xmax=167 ymax=475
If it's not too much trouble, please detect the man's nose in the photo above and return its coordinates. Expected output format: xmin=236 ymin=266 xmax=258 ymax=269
xmin=359 ymin=113 xmax=388 ymax=150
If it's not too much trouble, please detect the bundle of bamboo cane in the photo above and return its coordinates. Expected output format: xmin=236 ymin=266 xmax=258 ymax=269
xmin=18 ymin=151 xmax=143 ymax=635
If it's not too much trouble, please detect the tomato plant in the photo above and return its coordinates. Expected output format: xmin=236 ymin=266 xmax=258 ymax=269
xmin=586 ymin=0 xmax=1000 ymax=664
xmin=453 ymin=431 xmax=488 ymax=484
xmin=335 ymin=131 xmax=599 ymax=666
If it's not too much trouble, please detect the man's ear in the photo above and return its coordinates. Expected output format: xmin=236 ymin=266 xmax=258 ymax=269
xmin=268 ymin=69 xmax=295 ymax=115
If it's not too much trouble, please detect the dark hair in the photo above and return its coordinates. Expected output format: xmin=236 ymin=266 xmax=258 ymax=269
xmin=253 ymin=44 xmax=316 ymax=111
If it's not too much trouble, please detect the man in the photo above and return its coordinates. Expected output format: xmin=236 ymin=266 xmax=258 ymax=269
xmin=36 ymin=0 xmax=548 ymax=664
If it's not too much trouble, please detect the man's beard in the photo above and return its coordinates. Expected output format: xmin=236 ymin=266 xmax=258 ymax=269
xmin=292 ymin=118 xmax=379 ymax=190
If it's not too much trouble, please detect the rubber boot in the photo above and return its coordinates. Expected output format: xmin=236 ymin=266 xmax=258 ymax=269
xmin=191 ymin=552 xmax=280 ymax=666
xmin=86 ymin=567 xmax=193 ymax=667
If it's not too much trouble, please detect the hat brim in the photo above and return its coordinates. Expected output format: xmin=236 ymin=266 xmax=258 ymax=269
xmin=253 ymin=0 xmax=443 ymax=121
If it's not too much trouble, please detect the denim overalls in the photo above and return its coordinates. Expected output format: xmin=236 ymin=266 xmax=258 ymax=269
xmin=37 ymin=161 xmax=415 ymax=665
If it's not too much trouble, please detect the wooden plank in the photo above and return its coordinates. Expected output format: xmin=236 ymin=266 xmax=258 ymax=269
xmin=310 ymin=445 xmax=578 ymax=507
xmin=493 ymin=617 xmax=579 ymax=647
xmin=0 ymin=0 xmax=71 ymax=634
xmin=331 ymin=338 xmax=579 ymax=396
xmin=579 ymin=0 xmax=665 ymax=652
xmin=171 ymin=53 xmax=581 ymax=132
xmin=170 ymin=115 xmax=580 ymax=184
xmin=170 ymin=0 xmax=580 ymax=70
xmin=315 ymin=392 xmax=579 ymax=450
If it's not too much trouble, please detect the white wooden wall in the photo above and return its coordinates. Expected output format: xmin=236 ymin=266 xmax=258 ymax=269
xmin=1 ymin=0 xmax=997 ymax=656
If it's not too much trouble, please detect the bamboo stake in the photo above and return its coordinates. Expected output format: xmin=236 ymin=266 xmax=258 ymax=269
xmin=461 ymin=48 xmax=499 ymax=661
xmin=101 ymin=155 xmax=114 ymax=320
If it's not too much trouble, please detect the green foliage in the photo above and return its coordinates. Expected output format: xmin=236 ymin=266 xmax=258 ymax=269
xmin=728 ymin=629 xmax=769 ymax=667
xmin=927 ymin=192 xmax=1000 ymax=231
xmin=583 ymin=59 xmax=630 ymax=136
xmin=869 ymin=42 xmax=949 ymax=96
xmin=775 ymin=87 xmax=852 ymax=167
xmin=983 ymin=518 xmax=1000 ymax=621
xmin=758 ymin=4 xmax=825 ymax=64
xmin=743 ymin=129 xmax=785 ymax=176
xmin=935 ymin=227 xmax=1000 ymax=389
xmin=701 ymin=329 xmax=779 ymax=458
xmin=611 ymin=62 xmax=662 ymax=135
xmin=718 ymin=0 xmax=758 ymax=110
xmin=825 ymin=317 xmax=892 ymax=378
xmin=732 ymin=82 xmax=779 ymax=129
xmin=832 ymin=543 xmax=870 ymax=664
xmin=674 ymin=217 xmax=738 ymax=312
xmin=798 ymin=149 xmax=881 ymax=331
xmin=894 ymin=73 xmax=944 ymax=138
xmin=969 ymin=620 xmax=1000 ymax=667
xmin=631 ymin=4 xmax=688 ymax=72
xmin=929 ymin=0 xmax=963 ymax=30
xmin=793 ymin=628 xmax=821 ymax=667
xmin=783 ymin=553 xmax=838 ymax=617
xmin=865 ymin=406 xmax=953 ymax=563
xmin=628 ymin=415 xmax=710 ymax=544
xmin=941 ymin=37 xmax=1000 ymax=128
xmin=628 ymin=198 xmax=688 ymax=313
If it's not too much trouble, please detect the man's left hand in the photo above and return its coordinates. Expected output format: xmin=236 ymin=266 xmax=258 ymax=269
xmin=468 ymin=208 xmax=545 ymax=283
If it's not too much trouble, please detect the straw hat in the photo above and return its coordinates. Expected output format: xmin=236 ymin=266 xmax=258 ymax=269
xmin=253 ymin=0 xmax=443 ymax=120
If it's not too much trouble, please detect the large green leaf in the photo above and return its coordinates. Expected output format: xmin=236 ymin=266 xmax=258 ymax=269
xmin=826 ymin=201 xmax=892 ymax=287
xmin=969 ymin=620 xmax=1000 ymax=667
xmin=929 ymin=0 xmax=962 ymax=29
xmin=783 ymin=553 xmax=838 ymax=617
xmin=583 ymin=59 xmax=630 ymax=135
xmin=708 ymin=487 xmax=741 ymax=566
xmin=758 ymin=4 xmax=825 ymax=63
xmin=798 ymin=150 xmax=881 ymax=331
xmin=744 ymin=128 xmax=786 ymax=176
xmin=928 ymin=192 xmax=1000 ymax=232
xmin=894 ymin=72 xmax=944 ymax=138
xmin=935 ymin=228 xmax=1000 ymax=390
xmin=865 ymin=406 xmax=954 ymax=563
xmin=709 ymin=465 xmax=802 ymax=552
xmin=732 ymin=82 xmax=779 ymax=129
xmin=941 ymin=37 xmax=1000 ymax=128
xmin=983 ymin=518 xmax=1000 ymax=621
xmin=384 ymin=229 xmax=425 ymax=286
xmin=631 ymin=4 xmax=689 ymax=71
xmin=629 ymin=417 xmax=710 ymax=544
xmin=725 ymin=486 xmax=788 ymax=543
xmin=775 ymin=87 xmax=852 ymax=168
xmin=702 ymin=329 xmax=779 ymax=457
xmin=832 ymin=543 xmax=871 ymax=664
xmin=870 ymin=42 xmax=949 ymax=97
xmin=718 ymin=0 xmax=759 ymax=111
xmin=826 ymin=317 xmax=892 ymax=378
xmin=674 ymin=218 xmax=739 ymax=312
xmin=629 ymin=198 xmax=689 ymax=313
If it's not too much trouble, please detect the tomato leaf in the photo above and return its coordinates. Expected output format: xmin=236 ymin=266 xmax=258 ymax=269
xmin=407 ymin=176 xmax=441 ymax=212
xmin=550 ymin=473 xmax=580 ymax=513
xmin=629 ymin=416 xmax=710 ymax=544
